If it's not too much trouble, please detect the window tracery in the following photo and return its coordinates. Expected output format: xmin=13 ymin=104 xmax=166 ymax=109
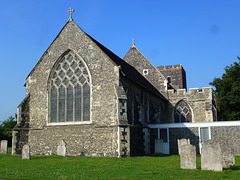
xmin=49 ymin=51 xmax=90 ymax=123
xmin=174 ymin=100 xmax=192 ymax=123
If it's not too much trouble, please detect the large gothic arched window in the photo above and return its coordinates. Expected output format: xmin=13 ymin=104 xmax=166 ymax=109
xmin=49 ymin=51 xmax=91 ymax=123
xmin=174 ymin=100 xmax=192 ymax=123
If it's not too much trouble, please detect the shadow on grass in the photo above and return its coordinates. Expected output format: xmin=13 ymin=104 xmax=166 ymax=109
xmin=227 ymin=165 xmax=240 ymax=170
xmin=7 ymin=147 xmax=12 ymax=155
xmin=150 ymin=154 xmax=172 ymax=157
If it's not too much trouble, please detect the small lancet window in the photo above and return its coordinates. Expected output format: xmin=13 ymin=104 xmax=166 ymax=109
xmin=49 ymin=51 xmax=91 ymax=123
xmin=174 ymin=100 xmax=192 ymax=123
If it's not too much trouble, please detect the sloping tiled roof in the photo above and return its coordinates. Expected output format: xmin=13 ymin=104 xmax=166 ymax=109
xmin=87 ymin=34 xmax=167 ymax=101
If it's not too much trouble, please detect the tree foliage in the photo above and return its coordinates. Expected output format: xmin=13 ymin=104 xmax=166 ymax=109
xmin=210 ymin=57 xmax=240 ymax=120
xmin=0 ymin=114 xmax=17 ymax=146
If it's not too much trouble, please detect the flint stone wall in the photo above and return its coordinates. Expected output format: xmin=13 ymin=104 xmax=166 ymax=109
xmin=25 ymin=20 xmax=118 ymax=130
xmin=17 ymin=21 xmax=120 ymax=157
xmin=168 ymin=88 xmax=216 ymax=123
xmin=123 ymin=45 xmax=166 ymax=91
xmin=13 ymin=130 xmax=29 ymax=155
xmin=28 ymin=125 xmax=118 ymax=156
xmin=211 ymin=126 xmax=240 ymax=155
xmin=169 ymin=127 xmax=199 ymax=154
xmin=167 ymin=123 xmax=240 ymax=155
xmin=158 ymin=65 xmax=187 ymax=89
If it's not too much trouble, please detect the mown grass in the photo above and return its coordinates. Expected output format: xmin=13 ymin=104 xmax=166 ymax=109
xmin=0 ymin=150 xmax=239 ymax=179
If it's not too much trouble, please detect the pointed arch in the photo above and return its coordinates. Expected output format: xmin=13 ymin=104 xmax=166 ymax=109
xmin=174 ymin=100 xmax=192 ymax=123
xmin=48 ymin=50 xmax=91 ymax=123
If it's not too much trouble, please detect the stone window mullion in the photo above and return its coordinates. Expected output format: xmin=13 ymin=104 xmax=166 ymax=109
xmin=57 ymin=87 xmax=59 ymax=122
xmin=65 ymin=87 xmax=67 ymax=122
xmin=81 ymin=85 xmax=84 ymax=121
xmin=73 ymin=87 xmax=76 ymax=121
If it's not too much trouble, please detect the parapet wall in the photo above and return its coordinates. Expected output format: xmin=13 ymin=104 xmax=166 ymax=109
xmin=157 ymin=64 xmax=183 ymax=71
xmin=167 ymin=87 xmax=213 ymax=102
xmin=167 ymin=87 xmax=216 ymax=122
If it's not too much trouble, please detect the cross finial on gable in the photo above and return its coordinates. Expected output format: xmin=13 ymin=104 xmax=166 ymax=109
xmin=132 ymin=38 xmax=135 ymax=46
xmin=68 ymin=7 xmax=75 ymax=21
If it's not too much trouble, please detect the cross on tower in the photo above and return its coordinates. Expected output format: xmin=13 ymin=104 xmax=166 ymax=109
xmin=68 ymin=7 xmax=75 ymax=20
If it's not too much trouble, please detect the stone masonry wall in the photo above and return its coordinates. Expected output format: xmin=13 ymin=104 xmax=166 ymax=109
xmin=29 ymin=125 xmax=118 ymax=156
xmin=211 ymin=126 xmax=240 ymax=155
xmin=121 ymin=77 xmax=170 ymax=125
xmin=168 ymin=87 xmax=216 ymax=122
xmin=121 ymin=76 xmax=170 ymax=155
xmin=23 ymin=20 xmax=120 ymax=156
xmin=168 ymin=125 xmax=240 ymax=155
xmin=157 ymin=64 xmax=187 ymax=89
xmin=26 ymin=20 xmax=118 ymax=129
xmin=13 ymin=94 xmax=30 ymax=154
xmin=123 ymin=44 xmax=167 ymax=92
xmin=13 ymin=130 xmax=29 ymax=155
xmin=169 ymin=127 xmax=199 ymax=154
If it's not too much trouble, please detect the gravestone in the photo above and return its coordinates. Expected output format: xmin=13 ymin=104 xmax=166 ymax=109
xmin=0 ymin=140 xmax=8 ymax=154
xmin=155 ymin=139 xmax=163 ymax=154
xmin=57 ymin=140 xmax=66 ymax=156
xmin=178 ymin=139 xmax=190 ymax=155
xmin=201 ymin=140 xmax=222 ymax=171
xmin=222 ymin=151 xmax=235 ymax=169
xmin=22 ymin=145 xmax=30 ymax=160
xmin=180 ymin=144 xmax=196 ymax=169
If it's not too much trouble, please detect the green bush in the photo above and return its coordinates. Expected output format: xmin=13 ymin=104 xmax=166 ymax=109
xmin=0 ymin=114 xmax=17 ymax=147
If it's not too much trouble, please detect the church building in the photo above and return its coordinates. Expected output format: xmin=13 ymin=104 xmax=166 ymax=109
xmin=13 ymin=8 xmax=218 ymax=157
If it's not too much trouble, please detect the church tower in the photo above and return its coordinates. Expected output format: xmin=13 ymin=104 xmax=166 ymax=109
xmin=157 ymin=64 xmax=187 ymax=89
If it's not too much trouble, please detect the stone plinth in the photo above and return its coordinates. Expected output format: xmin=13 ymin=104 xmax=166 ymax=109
xmin=180 ymin=144 xmax=196 ymax=169
xmin=0 ymin=140 xmax=8 ymax=154
xmin=201 ymin=140 xmax=222 ymax=171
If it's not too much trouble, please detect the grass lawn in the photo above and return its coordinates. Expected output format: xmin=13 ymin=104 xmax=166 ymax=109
xmin=0 ymin=149 xmax=239 ymax=179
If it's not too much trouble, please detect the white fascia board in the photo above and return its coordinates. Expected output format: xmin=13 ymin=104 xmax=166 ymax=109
xmin=148 ymin=121 xmax=240 ymax=129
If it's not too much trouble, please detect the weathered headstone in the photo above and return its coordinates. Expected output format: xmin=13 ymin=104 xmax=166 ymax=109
xmin=0 ymin=140 xmax=8 ymax=154
xmin=178 ymin=139 xmax=190 ymax=155
xmin=22 ymin=145 xmax=30 ymax=160
xmin=154 ymin=139 xmax=163 ymax=154
xmin=222 ymin=151 xmax=235 ymax=169
xmin=12 ymin=131 xmax=17 ymax=155
xmin=57 ymin=140 xmax=66 ymax=156
xmin=180 ymin=144 xmax=196 ymax=169
xmin=201 ymin=140 xmax=222 ymax=171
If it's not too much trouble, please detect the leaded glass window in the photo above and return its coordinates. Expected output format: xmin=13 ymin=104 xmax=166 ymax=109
xmin=174 ymin=100 xmax=192 ymax=122
xmin=49 ymin=51 xmax=91 ymax=123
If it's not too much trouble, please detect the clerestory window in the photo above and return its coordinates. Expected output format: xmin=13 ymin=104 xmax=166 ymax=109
xmin=49 ymin=51 xmax=91 ymax=123
xmin=174 ymin=100 xmax=192 ymax=123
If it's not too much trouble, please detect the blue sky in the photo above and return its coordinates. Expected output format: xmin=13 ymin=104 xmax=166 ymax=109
xmin=1 ymin=0 xmax=240 ymax=122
